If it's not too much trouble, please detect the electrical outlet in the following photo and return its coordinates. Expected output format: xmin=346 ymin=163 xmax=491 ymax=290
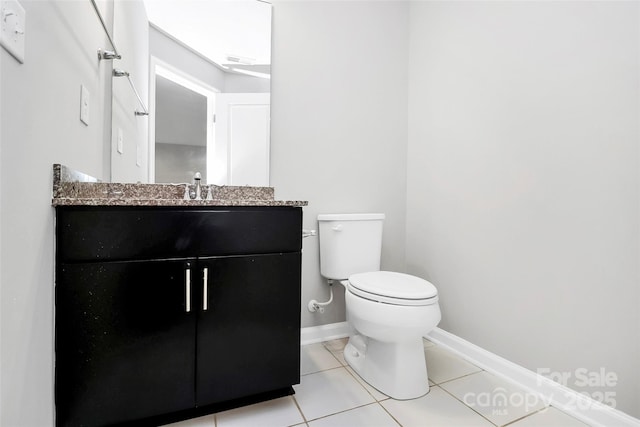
xmin=0 ymin=0 xmax=26 ymax=63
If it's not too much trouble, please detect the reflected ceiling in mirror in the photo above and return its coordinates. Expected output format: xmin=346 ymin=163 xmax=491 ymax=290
xmin=143 ymin=0 xmax=272 ymax=78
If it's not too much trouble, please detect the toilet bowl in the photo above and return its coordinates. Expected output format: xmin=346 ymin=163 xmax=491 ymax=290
xmin=317 ymin=214 xmax=442 ymax=400
xmin=342 ymin=271 xmax=440 ymax=399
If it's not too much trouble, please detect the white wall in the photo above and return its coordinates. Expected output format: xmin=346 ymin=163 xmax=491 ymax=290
xmin=271 ymin=0 xmax=410 ymax=327
xmin=0 ymin=1 xmax=111 ymax=423
xmin=406 ymin=1 xmax=639 ymax=417
xmin=225 ymin=73 xmax=270 ymax=93
xmin=0 ymin=0 xmax=146 ymax=424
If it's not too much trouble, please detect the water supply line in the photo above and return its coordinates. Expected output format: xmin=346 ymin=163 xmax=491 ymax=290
xmin=308 ymin=280 xmax=334 ymax=313
xmin=302 ymin=228 xmax=332 ymax=313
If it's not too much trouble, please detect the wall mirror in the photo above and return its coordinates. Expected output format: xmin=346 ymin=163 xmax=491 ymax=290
xmin=144 ymin=0 xmax=272 ymax=186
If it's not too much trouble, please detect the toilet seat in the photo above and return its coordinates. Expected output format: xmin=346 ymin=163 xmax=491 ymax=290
xmin=347 ymin=271 xmax=438 ymax=306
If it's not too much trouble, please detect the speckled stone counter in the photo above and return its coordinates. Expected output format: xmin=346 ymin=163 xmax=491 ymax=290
xmin=51 ymin=164 xmax=307 ymax=207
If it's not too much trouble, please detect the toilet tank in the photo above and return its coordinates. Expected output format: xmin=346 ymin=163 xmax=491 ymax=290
xmin=317 ymin=213 xmax=385 ymax=280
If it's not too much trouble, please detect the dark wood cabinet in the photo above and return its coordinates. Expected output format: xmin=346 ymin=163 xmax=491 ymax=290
xmin=55 ymin=206 xmax=302 ymax=427
xmin=196 ymin=254 xmax=301 ymax=405
xmin=56 ymin=259 xmax=197 ymax=426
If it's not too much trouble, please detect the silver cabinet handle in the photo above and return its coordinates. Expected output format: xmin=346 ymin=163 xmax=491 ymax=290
xmin=185 ymin=267 xmax=191 ymax=313
xmin=203 ymin=268 xmax=209 ymax=311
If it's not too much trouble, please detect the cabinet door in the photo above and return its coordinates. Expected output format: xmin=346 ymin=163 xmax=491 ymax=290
xmin=56 ymin=259 xmax=196 ymax=426
xmin=196 ymin=253 xmax=301 ymax=405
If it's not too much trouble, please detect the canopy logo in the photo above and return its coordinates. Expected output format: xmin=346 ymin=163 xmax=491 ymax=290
xmin=462 ymin=387 xmax=550 ymax=416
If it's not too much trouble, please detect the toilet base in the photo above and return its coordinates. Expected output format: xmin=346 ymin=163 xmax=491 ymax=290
xmin=344 ymin=334 xmax=430 ymax=400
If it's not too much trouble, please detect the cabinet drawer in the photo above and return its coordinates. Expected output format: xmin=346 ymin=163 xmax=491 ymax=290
xmin=56 ymin=206 xmax=302 ymax=262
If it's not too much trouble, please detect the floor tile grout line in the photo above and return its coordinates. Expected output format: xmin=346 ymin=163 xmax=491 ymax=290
xmin=424 ymin=343 xmax=484 ymax=387
xmin=435 ymin=384 xmax=500 ymax=427
xmin=321 ymin=337 xmax=348 ymax=349
xmin=500 ymin=405 xmax=552 ymax=427
xmin=377 ymin=400 xmax=404 ymax=427
xmin=431 ymin=369 xmax=485 ymax=387
xmin=300 ymin=364 xmax=347 ymax=377
xmin=323 ymin=344 xmax=345 ymax=366
xmin=322 ymin=340 xmax=351 ymax=366
xmin=301 ymin=401 xmax=385 ymax=424
xmin=341 ymin=359 xmax=392 ymax=402
xmin=326 ymin=350 xmax=348 ymax=366
xmin=299 ymin=342 xmax=345 ymax=376
xmin=298 ymin=354 xmax=382 ymax=423
xmin=321 ymin=341 xmax=349 ymax=367
xmin=291 ymin=395 xmax=310 ymax=425
xmin=424 ymin=345 xmax=484 ymax=372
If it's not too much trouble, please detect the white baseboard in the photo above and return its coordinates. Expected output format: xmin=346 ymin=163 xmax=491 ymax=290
xmin=427 ymin=327 xmax=640 ymax=427
xmin=300 ymin=321 xmax=350 ymax=345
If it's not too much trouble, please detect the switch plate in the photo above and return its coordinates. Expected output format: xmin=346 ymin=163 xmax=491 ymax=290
xmin=80 ymin=85 xmax=90 ymax=125
xmin=117 ymin=128 xmax=124 ymax=154
xmin=0 ymin=0 xmax=26 ymax=64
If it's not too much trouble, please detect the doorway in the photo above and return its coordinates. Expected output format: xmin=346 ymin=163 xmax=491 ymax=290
xmin=149 ymin=58 xmax=217 ymax=184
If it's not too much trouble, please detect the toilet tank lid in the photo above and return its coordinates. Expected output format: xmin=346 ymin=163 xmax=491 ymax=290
xmin=348 ymin=271 xmax=438 ymax=300
xmin=318 ymin=213 xmax=385 ymax=221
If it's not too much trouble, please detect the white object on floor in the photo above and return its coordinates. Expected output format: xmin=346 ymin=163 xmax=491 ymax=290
xmin=317 ymin=213 xmax=441 ymax=400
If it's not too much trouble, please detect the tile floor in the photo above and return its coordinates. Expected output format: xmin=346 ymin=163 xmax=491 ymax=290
xmin=166 ymin=338 xmax=589 ymax=427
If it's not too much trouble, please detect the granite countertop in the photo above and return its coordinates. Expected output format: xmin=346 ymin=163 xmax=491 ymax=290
xmin=51 ymin=164 xmax=308 ymax=207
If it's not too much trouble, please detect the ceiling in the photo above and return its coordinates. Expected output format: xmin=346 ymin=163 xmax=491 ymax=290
xmin=143 ymin=0 xmax=272 ymax=72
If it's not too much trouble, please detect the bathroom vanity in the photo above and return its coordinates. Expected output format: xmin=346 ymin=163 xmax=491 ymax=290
xmin=52 ymin=166 xmax=307 ymax=426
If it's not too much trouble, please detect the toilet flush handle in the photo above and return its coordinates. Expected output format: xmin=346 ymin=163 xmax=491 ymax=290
xmin=332 ymin=224 xmax=343 ymax=232
xmin=302 ymin=229 xmax=317 ymax=238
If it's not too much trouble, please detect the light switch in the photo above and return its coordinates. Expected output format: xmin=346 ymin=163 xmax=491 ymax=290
xmin=117 ymin=128 xmax=124 ymax=154
xmin=0 ymin=0 xmax=26 ymax=64
xmin=80 ymin=85 xmax=90 ymax=126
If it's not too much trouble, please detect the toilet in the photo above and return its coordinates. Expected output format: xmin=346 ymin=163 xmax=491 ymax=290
xmin=317 ymin=213 xmax=441 ymax=400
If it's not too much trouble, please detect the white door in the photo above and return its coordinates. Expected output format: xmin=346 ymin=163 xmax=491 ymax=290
xmin=210 ymin=93 xmax=270 ymax=186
